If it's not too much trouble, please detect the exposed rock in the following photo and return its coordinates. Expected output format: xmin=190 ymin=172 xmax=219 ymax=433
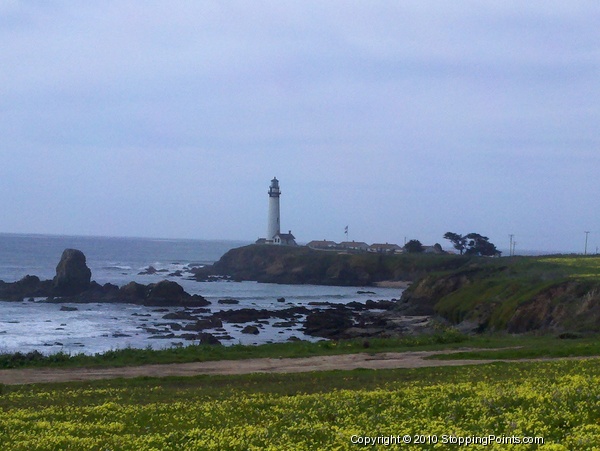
xmin=455 ymin=319 xmax=483 ymax=334
xmin=178 ymin=332 xmax=221 ymax=344
xmin=183 ymin=318 xmax=223 ymax=331
xmin=162 ymin=310 xmax=198 ymax=321
xmin=507 ymin=281 xmax=600 ymax=333
xmin=149 ymin=333 xmax=176 ymax=339
xmin=146 ymin=280 xmax=185 ymax=304
xmin=53 ymin=249 xmax=91 ymax=296
xmin=276 ymin=306 xmax=311 ymax=317
xmin=365 ymin=299 xmax=397 ymax=310
xmin=241 ymin=325 xmax=260 ymax=335
xmin=138 ymin=266 xmax=158 ymax=275
xmin=59 ymin=306 xmax=78 ymax=312
xmin=112 ymin=280 xmax=210 ymax=307
xmin=212 ymin=308 xmax=274 ymax=324
xmin=165 ymin=322 xmax=183 ymax=331
xmin=0 ymin=249 xmax=212 ymax=308
xmin=218 ymin=298 xmax=240 ymax=305
xmin=272 ymin=321 xmax=297 ymax=328
xmin=119 ymin=282 xmax=148 ymax=302
xmin=0 ymin=275 xmax=52 ymax=301
xmin=346 ymin=301 xmax=366 ymax=310
xmin=303 ymin=309 xmax=354 ymax=339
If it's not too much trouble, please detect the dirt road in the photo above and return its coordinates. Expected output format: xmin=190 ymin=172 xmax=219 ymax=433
xmin=0 ymin=350 xmax=546 ymax=385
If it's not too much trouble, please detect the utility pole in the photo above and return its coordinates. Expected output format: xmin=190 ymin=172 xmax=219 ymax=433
xmin=512 ymin=241 xmax=517 ymax=256
xmin=509 ymin=234 xmax=514 ymax=257
xmin=584 ymin=231 xmax=590 ymax=255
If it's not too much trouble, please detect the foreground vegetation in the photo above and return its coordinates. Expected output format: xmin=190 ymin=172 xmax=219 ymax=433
xmin=0 ymin=332 xmax=467 ymax=369
xmin=1 ymin=358 xmax=599 ymax=449
xmin=4 ymin=331 xmax=600 ymax=370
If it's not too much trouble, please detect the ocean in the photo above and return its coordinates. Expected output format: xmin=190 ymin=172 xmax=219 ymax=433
xmin=0 ymin=233 xmax=403 ymax=354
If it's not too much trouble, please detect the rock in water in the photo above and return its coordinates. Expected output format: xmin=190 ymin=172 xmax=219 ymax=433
xmin=53 ymin=249 xmax=92 ymax=296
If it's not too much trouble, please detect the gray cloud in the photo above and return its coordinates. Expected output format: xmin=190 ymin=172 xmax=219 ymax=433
xmin=1 ymin=1 xmax=599 ymax=252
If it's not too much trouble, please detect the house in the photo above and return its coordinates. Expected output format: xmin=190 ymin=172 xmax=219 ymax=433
xmin=423 ymin=243 xmax=445 ymax=254
xmin=368 ymin=243 xmax=402 ymax=254
xmin=307 ymin=240 xmax=338 ymax=250
xmin=339 ymin=241 xmax=369 ymax=252
xmin=273 ymin=231 xmax=297 ymax=246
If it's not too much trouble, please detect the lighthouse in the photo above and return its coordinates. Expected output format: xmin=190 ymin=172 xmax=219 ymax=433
xmin=256 ymin=177 xmax=297 ymax=246
xmin=267 ymin=177 xmax=281 ymax=241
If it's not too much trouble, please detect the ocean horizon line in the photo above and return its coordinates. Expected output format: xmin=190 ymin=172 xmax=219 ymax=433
xmin=0 ymin=232 xmax=590 ymax=256
xmin=0 ymin=231 xmax=252 ymax=244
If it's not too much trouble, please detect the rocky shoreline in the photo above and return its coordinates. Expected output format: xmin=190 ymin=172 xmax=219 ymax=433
xmin=1 ymin=248 xmax=438 ymax=346
xmin=0 ymin=249 xmax=210 ymax=307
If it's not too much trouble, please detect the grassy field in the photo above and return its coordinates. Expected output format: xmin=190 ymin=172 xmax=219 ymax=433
xmin=1 ymin=331 xmax=600 ymax=448
xmin=0 ymin=332 xmax=467 ymax=369
xmin=1 ymin=358 xmax=599 ymax=449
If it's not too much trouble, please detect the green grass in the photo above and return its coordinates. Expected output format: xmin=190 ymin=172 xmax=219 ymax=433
xmin=428 ymin=334 xmax=600 ymax=360
xmin=0 ymin=331 xmax=468 ymax=370
xmin=538 ymin=255 xmax=600 ymax=280
xmin=3 ymin=331 xmax=600 ymax=372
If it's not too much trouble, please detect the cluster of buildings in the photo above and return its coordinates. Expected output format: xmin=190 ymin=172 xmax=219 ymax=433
xmin=255 ymin=177 xmax=444 ymax=254
xmin=306 ymin=240 xmax=444 ymax=254
xmin=306 ymin=240 xmax=398 ymax=253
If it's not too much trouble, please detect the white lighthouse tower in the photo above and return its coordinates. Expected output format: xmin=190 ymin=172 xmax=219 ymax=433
xmin=267 ymin=177 xmax=281 ymax=241
xmin=256 ymin=177 xmax=296 ymax=246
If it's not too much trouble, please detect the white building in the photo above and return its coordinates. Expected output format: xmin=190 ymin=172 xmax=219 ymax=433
xmin=256 ymin=177 xmax=297 ymax=246
xmin=267 ymin=177 xmax=281 ymax=241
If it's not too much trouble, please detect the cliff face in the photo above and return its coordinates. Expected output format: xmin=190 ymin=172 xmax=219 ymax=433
xmin=506 ymin=281 xmax=600 ymax=333
xmin=400 ymin=260 xmax=600 ymax=334
xmin=194 ymin=245 xmax=472 ymax=286
xmin=196 ymin=245 xmax=373 ymax=285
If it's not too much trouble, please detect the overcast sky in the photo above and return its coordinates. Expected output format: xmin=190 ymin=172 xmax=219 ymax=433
xmin=1 ymin=1 xmax=599 ymax=253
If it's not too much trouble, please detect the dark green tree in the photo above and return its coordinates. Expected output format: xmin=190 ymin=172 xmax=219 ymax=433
xmin=464 ymin=233 xmax=501 ymax=256
xmin=443 ymin=232 xmax=467 ymax=255
xmin=444 ymin=232 xmax=501 ymax=257
xmin=404 ymin=239 xmax=424 ymax=253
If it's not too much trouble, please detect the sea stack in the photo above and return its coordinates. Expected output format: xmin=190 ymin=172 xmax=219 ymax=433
xmin=52 ymin=248 xmax=92 ymax=296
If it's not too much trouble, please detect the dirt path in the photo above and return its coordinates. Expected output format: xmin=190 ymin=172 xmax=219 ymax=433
xmin=4 ymin=350 xmax=592 ymax=385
